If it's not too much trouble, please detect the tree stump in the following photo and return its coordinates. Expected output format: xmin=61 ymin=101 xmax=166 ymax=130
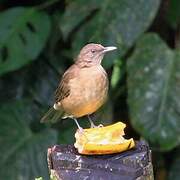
xmin=47 ymin=141 xmax=154 ymax=180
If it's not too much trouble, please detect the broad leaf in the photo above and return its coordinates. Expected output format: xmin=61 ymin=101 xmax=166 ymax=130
xmin=0 ymin=7 xmax=50 ymax=75
xmin=0 ymin=100 xmax=57 ymax=180
xmin=167 ymin=0 xmax=180 ymax=29
xmin=59 ymin=0 xmax=101 ymax=40
xmin=127 ymin=33 xmax=180 ymax=151
xmin=61 ymin=0 xmax=160 ymax=68
xmin=26 ymin=59 xmax=60 ymax=106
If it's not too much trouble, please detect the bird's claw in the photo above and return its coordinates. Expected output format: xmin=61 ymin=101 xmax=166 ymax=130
xmin=90 ymin=124 xmax=103 ymax=128
xmin=78 ymin=127 xmax=84 ymax=133
xmin=98 ymin=124 xmax=103 ymax=128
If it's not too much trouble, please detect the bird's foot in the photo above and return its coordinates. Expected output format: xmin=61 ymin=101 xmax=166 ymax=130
xmin=72 ymin=118 xmax=84 ymax=132
xmin=78 ymin=126 xmax=84 ymax=133
xmin=87 ymin=115 xmax=104 ymax=128
xmin=98 ymin=124 xmax=103 ymax=128
xmin=90 ymin=124 xmax=104 ymax=128
xmin=88 ymin=115 xmax=98 ymax=128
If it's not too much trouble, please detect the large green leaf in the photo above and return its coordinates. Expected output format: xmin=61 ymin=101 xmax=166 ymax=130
xmin=167 ymin=0 xmax=180 ymax=29
xmin=25 ymin=59 xmax=60 ymax=106
xmin=0 ymin=100 xmax=57 ymax=180
xmin=61 ymin=0 xmax=160 ymax=68
xmin=0 ymin=7 xmax=51 ymax=75
xmin=127 ymin=33 xmax=180 ymax=151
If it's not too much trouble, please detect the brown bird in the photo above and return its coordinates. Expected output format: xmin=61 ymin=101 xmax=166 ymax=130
xmin=41 ymin=43 xmax=117 ymax=129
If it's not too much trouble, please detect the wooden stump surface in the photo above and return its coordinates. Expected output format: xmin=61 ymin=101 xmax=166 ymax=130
xmin=47 ymin=141 xmax=154 ymax=180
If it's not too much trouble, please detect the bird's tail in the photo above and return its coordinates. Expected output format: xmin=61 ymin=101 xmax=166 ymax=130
xmin=40 ymin=107 xmax=64 ymax=123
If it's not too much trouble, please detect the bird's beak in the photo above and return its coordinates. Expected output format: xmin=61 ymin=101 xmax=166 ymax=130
xmin=103 ymin=46 xmax=117 ymax=53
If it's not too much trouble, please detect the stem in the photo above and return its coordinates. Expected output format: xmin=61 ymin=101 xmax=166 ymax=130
xmin=66 ymin=8 xmax=99 ymax=44
xmin=35 ymin=0 xmax=60 ymax=10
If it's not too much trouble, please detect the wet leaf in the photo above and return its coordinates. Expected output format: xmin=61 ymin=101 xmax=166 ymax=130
xmin=167 ymin=0 xmax=180 ymax=29
xmin=62 ymin=0 xmax=160 ymax=68
xmin=0 ymin=100 xmax=57 ymax=180
xmin=0 ymin=7 xmax=51 ymax=75
xmin=60 ymin=0 xmax=101 ymax=40
xmin=127 ymin=33 xmax=180 ymax=151
xmin=26 ymin=59 xmax=60 ymax=106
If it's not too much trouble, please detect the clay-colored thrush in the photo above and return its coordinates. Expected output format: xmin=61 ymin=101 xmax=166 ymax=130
xmin=41 ymin=43 xmax=117 ymax=129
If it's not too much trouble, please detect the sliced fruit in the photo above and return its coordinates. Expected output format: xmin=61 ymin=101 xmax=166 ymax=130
xmin=74 ymin=122 xmax=135 ymax=155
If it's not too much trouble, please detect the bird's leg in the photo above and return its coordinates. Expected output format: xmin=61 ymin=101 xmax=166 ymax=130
xmin=72 ymin=117 xmax=83 ymax=132
xmin=88 ymin=115 xmax=104 ymax=128
xmin=88 ymin=115 xmax=97 ymax=128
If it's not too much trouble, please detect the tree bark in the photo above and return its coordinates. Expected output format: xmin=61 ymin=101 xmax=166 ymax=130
xmin=47 ymin=141 xmax=154 ymax=180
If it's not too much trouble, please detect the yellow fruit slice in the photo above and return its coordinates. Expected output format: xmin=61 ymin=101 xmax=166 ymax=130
xmin=74 ymin=122 xmax=135 ymax=155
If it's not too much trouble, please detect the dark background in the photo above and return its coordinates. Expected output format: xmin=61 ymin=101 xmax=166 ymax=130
xmin=0 ymin=0 xmax=179 ymax=179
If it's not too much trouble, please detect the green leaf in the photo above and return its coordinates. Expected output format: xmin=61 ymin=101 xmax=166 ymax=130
xmin=26 ymin=59 xmax=60 ymax=106
xmin=127 ymin=33 xmax=180 ymax=151
xmin=0 ymin=100 xmax=57 ymax=180
xmin=167 ymin=0 xmax=180 ymax=29
xmin=0 ymin=7 xmax=51 ymax=76
xmin=62 ymin=0 xmax=160 ymax=68
xmin=35 ymin=177 xmax=44 ymax=180
xmin=168 ymin=148 xmax=180 ymax=180
xmin=111 ymin=59 xmax=122 ymax=89
xmin=58 ymin=120 xmax=77 ymax=144
xmin=60 ymin=0 xmax=101 ymax=40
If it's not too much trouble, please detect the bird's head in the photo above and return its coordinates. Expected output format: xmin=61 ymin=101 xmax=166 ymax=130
xmin=76 ymin=43 xmax=117 ymax=66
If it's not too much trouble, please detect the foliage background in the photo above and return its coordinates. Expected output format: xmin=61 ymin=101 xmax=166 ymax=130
xmin=0 ymin=0 xmax=179 ymax=179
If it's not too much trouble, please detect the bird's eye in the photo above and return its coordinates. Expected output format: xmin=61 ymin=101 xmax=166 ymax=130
xmin=91 ymin=49 xmax=96 ymax=53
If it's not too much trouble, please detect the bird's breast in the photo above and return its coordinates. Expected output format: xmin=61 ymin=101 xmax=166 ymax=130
xmin=61 ymin=65 xmax=108 ymax=117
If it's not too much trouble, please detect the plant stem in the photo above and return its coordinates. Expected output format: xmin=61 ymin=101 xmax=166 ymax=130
xmin=35 ymin=0 xmax=60 ymax=10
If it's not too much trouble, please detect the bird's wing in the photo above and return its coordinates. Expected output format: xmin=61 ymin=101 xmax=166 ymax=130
xmin=55 ymin=64 xmax=79 ymax=103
